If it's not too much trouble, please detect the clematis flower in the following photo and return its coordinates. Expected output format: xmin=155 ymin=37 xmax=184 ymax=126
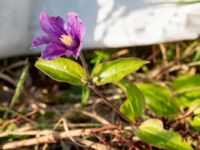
xmin=31 ymin=11 xmax=85 ymax=60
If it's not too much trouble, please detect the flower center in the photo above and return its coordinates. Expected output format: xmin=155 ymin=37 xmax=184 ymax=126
xmin=60 ymin=35 xmax=73 ymax=46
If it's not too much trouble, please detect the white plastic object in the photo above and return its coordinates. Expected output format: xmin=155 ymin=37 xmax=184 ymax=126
xmin=1 ymin=0 xmax=200 ymax=58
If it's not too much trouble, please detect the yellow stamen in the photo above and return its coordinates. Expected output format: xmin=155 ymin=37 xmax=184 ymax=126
xmin=60 ymin=35 xmax=73 ymax=46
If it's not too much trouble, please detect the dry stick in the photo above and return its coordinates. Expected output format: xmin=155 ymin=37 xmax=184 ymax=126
xmin=0 ymin=130 xmax=53 ymax=138
xmin=0 ymin=60 xmax=27 ymax=73
xmin=1 ymin=127 xmax=121 ymax=150
xmin=170 ymin=105 xmax=200 ymax=126
xmin=61 ymin=117 xmax=89 ymax=148
xmin=0 ymin=106 xmax=35 ymax=125
xmin=54 ymin=109 xmax=109 ymax=148
xmin=1 ymin=125 xmax=133 ymax=139
xmin=159 ymin=44 xmax=169 ymax=79
xmin=175 ymin=43 xmax=181 ymax=60
xmin=159 ymin=44 xmax=168 ymax=67
xmin=77 ymin=139 xmax=114 ymax=150
xmin=168 ymin=61 xmax=200 ymax=73
xmin=1 ymin=129 xmax=92 ymax=150
xmin=0 ymin=73 xmax=16 ymax=86
xmin=79 ymin=52 xmax=136 ymax=128
xmin=53 ymin=110 xmax=89 ymax=148
xmin=149 ymin=44 xmax=200 ymax=79
xmin=147 ymin=45 xmax=158 ymax=63
xmin=81 ymin=110 xmax=111 ymax=125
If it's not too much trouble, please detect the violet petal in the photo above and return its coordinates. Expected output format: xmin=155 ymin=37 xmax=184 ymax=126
xmin=41 ymin=43 xmax=66 ymax=60
xmin=39 ymin=10 xmax=65 ymax=36
xmin=72 ymin=42 xmax=82 ymax=58
xmin=31 ymin=36 xmax=49 ymax=48
xmin=64 ymin=12 xmax=85 ymax=40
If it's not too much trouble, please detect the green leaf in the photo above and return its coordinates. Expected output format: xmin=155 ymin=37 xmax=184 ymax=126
xmin=35 ymin=58 xmax=87 ymax=86
xmin=116 ymin=80 xmax=145 ymax=121
xmin=188 ymin=99 xmax=200 ymax=132
xmin=90 ymin=51 xmax=109 ymax=66
xmin=81 ymin=86 xmax=90 ymax=106
xmin=172 ymin=75 xmax=200 ymax=91
xmin=137 ymin=83 xmax=179 ymax=116
xmin=135 ymin=119 xmax=193 ymax=150
xmin=193 ymin=49 xmax=200 ymax=62
xmin=4 ymin=60 xmax=29 ymax=119
xmin=172 ymin=75 xmax=200 ymax=106
xmin=92 ymin=57 xmax=148 ymax=85
xmin=10 ymin=63 xmax=29 ymax=109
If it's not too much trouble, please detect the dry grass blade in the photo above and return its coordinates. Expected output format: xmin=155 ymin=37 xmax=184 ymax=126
xmin=1 ymin=124 xmax=127 ymax=149
xmin=61 ymin=117 xmax=89 ymax=148
xmin=0 ymin=130 xmax=53 ymax=138
xmin=81 ymin=110 xmax=111 ymax=125
xmin=78 ymin=139 xmax=115 ymax=150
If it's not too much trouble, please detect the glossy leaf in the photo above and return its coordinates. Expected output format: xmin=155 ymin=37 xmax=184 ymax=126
xmin=92 ymin=58 xmax=148 ymax=85
xmin=172 ymin=75 xmax=200 ymax=91
xmin=172 ymin=75 xmax=200 ymax=106
xmin=81 ymin=86 xmax=90 ymax=106
xmin=116 ymin=80 xmax=145 ymax=121
xmin=137 ymin=83 xmax=179 ymax=116
xmin=188 ymin=99 xmax=200 ymax=132
xmin=35 ymin=58 xmax=87 ymax=86
xmin=135 ymin=119 xmax=193 ymax=150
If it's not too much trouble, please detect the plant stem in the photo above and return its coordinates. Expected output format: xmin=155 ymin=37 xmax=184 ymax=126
xmin=79 ymin=52 xmax=135 ymax=127
xmin=80 ymin=52 xmax=90 ymax=78
xmin=91 ymin=86 xmax=136 ymax=127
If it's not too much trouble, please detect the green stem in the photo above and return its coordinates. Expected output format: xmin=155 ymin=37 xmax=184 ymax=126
xmin=91 ymin=86 xmax=136 ymax=127
xmin=79 ymin=52 xmax=135 ymax=127
xmin=4 ymin=62 xmax=29 ymax=119
xmin=80 ymin=52 xmax=90 ymax=78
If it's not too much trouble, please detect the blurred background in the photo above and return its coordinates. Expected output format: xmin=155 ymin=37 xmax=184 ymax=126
xmin=1 ymin=0 xmax=200 ymax=58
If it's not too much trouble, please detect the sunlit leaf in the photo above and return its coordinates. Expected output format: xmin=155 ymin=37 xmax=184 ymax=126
xmin=188 ymin=99 xmax=200 ymax=132
xmin=172 ymin=75 xmax=200 ymax=106
xmin=116 ymin=80 xmax=145 ymax=121
xmin=92 ymin=58 xmax=148 ymax=85
xmin=137 ymin=83 xmax=179 ymax=116
xmin=172 ymin=75 xmax=200 ymax=91
xmin=35 ymin=58 xmax=87 ymax=86
xmin=135 ymin=119 xmax=193 ymax=150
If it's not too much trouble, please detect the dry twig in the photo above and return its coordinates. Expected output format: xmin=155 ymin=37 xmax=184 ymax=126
xmin=1 ymin=125 xmax=124 ymax=150
xmin=81 ymin=110 xmax=111 ymax=125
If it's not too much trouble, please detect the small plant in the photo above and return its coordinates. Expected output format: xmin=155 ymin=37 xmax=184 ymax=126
xmin=30 ymin=11 xmax=197 ymax=150
xmin=32 ymin=10 xmax=148 ymax=125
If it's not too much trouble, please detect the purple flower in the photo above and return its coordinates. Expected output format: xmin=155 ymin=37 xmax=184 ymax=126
xmin=32 ymin=11 xmax=85 ymax=60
